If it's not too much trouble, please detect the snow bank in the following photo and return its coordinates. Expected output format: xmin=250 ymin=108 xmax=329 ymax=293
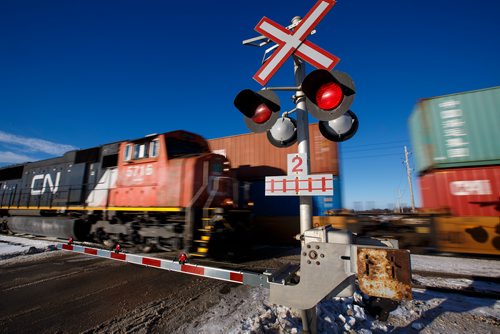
xmin=182 ymin=254 xmax=500 ymax=333
xmin=0 ymin=235 xmax=58 ymax=261
xmin=184 ymin=285 xmax=500 ymax=334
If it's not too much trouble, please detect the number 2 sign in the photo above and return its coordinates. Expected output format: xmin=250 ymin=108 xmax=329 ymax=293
xmin=266 ymin=153 xmax=333 ymax=196
xmin=287 ymin=153 xmax=308 ymax=176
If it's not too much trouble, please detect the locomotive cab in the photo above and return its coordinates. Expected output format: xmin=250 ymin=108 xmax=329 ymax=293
xmin=102 ymin=130 xmax=241 ymax=254
xmin=109 ymin=130 xmax=234 ymax=209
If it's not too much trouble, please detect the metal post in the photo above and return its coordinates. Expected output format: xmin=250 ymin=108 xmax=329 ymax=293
xmin=292 ymin=28 xmax=312 ymax=234
xmin=292 ymin=15 xmax=316 ymax=334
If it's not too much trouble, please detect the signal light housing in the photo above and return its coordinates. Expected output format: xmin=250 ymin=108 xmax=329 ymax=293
xmin=267 ymin=117 xmax=297 ymax=148
xmin=302 ymin=69 xmax=355 ymax=121
xmin=234 ymin=89 xmax=280 ymax=133
xmin=319 ymin=110 xmax=359 ymax=142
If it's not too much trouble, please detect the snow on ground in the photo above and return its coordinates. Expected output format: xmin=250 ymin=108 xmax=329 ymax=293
xmin=410 ymin=253 xmax=500 ymax=278
xmin=0 ymin=234 xmax=58 ymax=262
xmin=2 ymin=235 xmax=500 ymax=333
xmin=179 ymin=285 xmax=500 ymax=334
xmin=178 ymin=253 xmax=500 ymax=333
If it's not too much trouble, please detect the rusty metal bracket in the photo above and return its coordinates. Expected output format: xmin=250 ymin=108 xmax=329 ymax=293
xmin=356 ymin=247 xmax=412 ymax=300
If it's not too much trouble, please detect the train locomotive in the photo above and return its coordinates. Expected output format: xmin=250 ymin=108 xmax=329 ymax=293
xmin=0 ymin=130 xmax=250 ymax=257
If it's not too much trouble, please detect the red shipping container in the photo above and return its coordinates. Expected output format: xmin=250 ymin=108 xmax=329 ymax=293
xmin=208 ymin=123 xmax=339 ymax=180
xmin=419 ymin=166 xmax=500 ymax=216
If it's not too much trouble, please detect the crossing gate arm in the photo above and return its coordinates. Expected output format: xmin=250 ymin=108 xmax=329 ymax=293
xmin=56 ymin=244 xmax=269 ymax=288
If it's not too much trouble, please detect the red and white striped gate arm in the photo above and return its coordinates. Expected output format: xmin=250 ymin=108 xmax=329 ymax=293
xmin=57 ymin=244 xmax=269 ymax=288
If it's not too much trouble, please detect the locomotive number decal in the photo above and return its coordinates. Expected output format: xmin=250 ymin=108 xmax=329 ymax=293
xmin=31 ymin=172 xmax=61 ymax=195
xmin=125 ymin=164 xmax=154 ymax=182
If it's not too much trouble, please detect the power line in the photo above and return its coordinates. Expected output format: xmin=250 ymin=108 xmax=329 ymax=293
xmin=342 ymin=144 xmax=408 ymax=153
xmin=341 ymin=152 xmax=403 ymax=160
xmin=342 ymin=139 xmax=408 ymax=148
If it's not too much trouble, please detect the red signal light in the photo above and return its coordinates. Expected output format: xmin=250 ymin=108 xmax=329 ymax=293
xmin=234 ymin=89 xmax=280 ymax=133
xmin=252 ymin=104 xmax=272 ymax=124
xmin=302 ymin=70 xmax=355 ymax=122
xmin=316 ymin=82 xmax=343 ymax=111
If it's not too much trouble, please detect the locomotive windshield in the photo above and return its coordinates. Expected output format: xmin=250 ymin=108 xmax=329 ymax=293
xmin=166 ymin=138 xmax=207 ymax=159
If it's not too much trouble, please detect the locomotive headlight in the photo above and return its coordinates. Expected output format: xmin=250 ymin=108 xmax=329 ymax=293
xmin=222 ymin=198 xmax=234 ymax=207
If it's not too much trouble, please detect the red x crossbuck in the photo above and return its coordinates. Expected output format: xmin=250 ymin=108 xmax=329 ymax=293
xmin=253 ymin=0 xmax=340 ymax=86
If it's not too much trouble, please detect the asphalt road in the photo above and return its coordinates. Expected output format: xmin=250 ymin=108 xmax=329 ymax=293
xmin=0 ymin=251 xmax=235 ymax=333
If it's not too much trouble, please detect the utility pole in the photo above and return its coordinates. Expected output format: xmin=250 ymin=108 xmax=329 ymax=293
xmin=404 ymin=146 xmax=416 ymax=212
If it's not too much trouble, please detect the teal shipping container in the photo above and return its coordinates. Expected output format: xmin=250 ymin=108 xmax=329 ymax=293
xmin=409 ymin=87 xmax=500 ymax=174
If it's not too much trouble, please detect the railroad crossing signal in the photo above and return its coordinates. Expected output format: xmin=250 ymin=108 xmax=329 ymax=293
xmin=234 ymin=89 xmax=281 ymax=133
xmin=49 ymin=2 xmax=412 ymax=332
xmin=302 ymin=69 xmax=359 ymax=142
xmin=252 ymin=0 xmax=340 ymax=86
xmin=235 ymin=0 xmax=358 ymax=145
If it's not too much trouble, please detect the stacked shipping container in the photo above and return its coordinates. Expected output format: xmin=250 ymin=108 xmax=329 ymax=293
xmin=208 ymin=123 xmax=339 ymax=180
xmin=419 ymin=166 xmax=499 ymax=216
xmin=409 ymin=86 xmax=500 ymax=217
xmin=208 ymin=124 xmax=341 ymax=243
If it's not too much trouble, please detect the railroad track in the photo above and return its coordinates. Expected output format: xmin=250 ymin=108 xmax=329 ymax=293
xmin=412 ymin=270 xmax=500 ymax=299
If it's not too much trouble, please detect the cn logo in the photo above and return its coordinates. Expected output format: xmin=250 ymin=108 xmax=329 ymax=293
xmin=450 ymin=180 xmax=492 ymax=196
xmin=31 ymin=172 xmax=61 ymax=196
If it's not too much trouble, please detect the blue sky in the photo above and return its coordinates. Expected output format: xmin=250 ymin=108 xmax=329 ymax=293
xmin=1 ymin=0 xmax=499 ymax=209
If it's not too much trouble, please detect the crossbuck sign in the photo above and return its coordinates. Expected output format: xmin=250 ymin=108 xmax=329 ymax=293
xmin=253 ymin=0 xmax=340 ymax=85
